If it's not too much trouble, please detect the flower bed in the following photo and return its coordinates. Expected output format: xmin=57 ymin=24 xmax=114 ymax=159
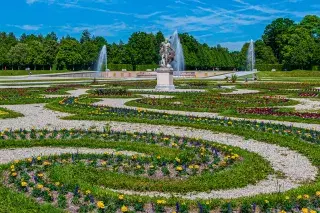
xmin=0 ymin=128 xmax=274 ymax=212
xmin=238 ymin=108 xmax=320 ymax=119
xmin=0 ymin=107 xmax=23 ymax=119
xmin=128 ymin=93 xmax=294 ymax=113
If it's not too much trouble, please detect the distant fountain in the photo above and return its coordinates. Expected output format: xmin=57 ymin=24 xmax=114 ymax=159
xmin=169 ymin=30 xmax=185 ymax=75
xmin=95 ymin=45 xmax=108 ymax=74
xmin=246 ymin=39 xmax=255 ymax=71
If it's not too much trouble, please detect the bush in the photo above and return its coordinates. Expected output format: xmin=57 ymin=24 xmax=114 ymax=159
xmin=92 ymin=87 xmax=129 ymax=96
xmin=256 ymin=64 xmax=283 ymax=71
xmin=135 ymin=64 xmax=158 ymax=71
xmin=107 ymin=64 xmax=133 ymax=71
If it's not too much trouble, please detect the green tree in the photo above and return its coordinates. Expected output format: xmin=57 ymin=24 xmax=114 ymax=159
xmin=7 ymin=43 xmax=30 ymax=70
xmin=80 ymin=30 xmax=91 ymax=44
xmin=127 ymin=32 xmax=157 ymax=67
xmin=262 ymin=18 xmax=295 ymax=62
xmin=44 ymin=33 xmax=59 ymax=70
xmin=55 ymin=38 xmax=83 ymax=71
xmin=255 ymin=40 xmax=277 ymax=64
xmin=281 ymin=27 xmax=317 ymax=70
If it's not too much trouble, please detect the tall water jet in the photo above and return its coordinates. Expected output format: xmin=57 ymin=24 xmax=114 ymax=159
xmin=246 ymin=39 xmax=255 ymax=71
xmin=96 ymin=45 xmax=108 ymax=73
xmin=169 ymin=30 xmax=185 ymax=75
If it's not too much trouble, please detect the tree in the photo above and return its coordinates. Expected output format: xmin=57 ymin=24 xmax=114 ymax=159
xmin=55 ymin=38 xmax=82 ymax=70
xmin=80 ymin=30 xmax=91 ymax=44
xmin=281 ymin=27 xmax=317 ymax=70
xmin=7 ymin=43 xmax=30 ymax=70
xmin=262 ymin=18 xmax=295 ymax=62
xmin=254 ymin=40 xmax=277 ymax=64
xmin=43 ymin=33 xmax=59 ymax=70
xmin=300 ymin=15 xmax=320 ymax=41
xmin=127 ymin=32 xmax=157 ymax=66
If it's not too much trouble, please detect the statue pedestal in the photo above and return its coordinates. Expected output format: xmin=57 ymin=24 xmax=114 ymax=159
xmin=155 ymin=67 xmax=175 ymax=91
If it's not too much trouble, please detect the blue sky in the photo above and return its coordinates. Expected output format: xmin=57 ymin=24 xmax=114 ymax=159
xmin=1 ymin=0 xmax=320 ymax=51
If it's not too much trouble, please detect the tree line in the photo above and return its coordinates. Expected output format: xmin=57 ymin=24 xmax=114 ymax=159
xmin=0 ymin=14 xmax=319 ymax=71
xmin=240 ymin=15 xmax=320 ymax=70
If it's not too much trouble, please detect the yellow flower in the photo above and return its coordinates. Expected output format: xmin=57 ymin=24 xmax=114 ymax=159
xmin=316 ymin=191 xmax=320 ymax=197
xmin=303 ymin=194 xmax=310 ymax=200
xmin=297 ymin=195 xmax=302 ymax=200
xmin=279 ymin=211 xmax=286 ymax=213
xmin=101 ymin=161 xmax=107 ymax=166
xmin=285 ymin=196 xmax=290 ymax=200
xmin=21 ymin=181 xmax=28 ymax=187
xmin=97 ymin=201 xmax=105 ymax=209
xmin=118 ymin=194 xmax=124 ymax=200
xmin=43 ymin=161 xmax=51 ymax=166
xmin=37 ymin=156 xmax=41 ymax=161
xmin=136 ymin=165 xmax=141 ymax=169
xmin=157 ymin=155 xmax=161 ymax=159
xmin=10 ymin=165 xmax=15 ymax=169
xmin=301 ymin=208 xmax=308 ymax=213
xmin=156 ymin=200 xmax=166 ymax=205
xmin=194 ymin=165 xmax=200 ymax=170
xmin=176 ymin=166 xmax=183 ymax=171
xmin=205 ymin=201 xmax=210 ymax=205
xmin=55 ymin=182 xmax=60 ymax=186
xmin=310 ymin=210 xmax=317 ymax=213
xmin=36 ymin=184 xmax=44 ymax=189
xmin=11 ymin=172 xmax=17 ymax=177
xmin=14 ymin=160 xmax=19 ymax=164
xmin=188 ymin=165 xmax=194 ymax=169
xmin=27 ymin=158 xmax=32 ymax=163
xmin=85 ymin=190 xmax=91 ymax=195
xmin=264 ymin=200 xmax=269 ymax=204
xmin=175 ymin=157 xmax=181 ymax=163
xmin=121 ymin=205 xmax=128 ymax=212
xmin=37 ymin=173 xmax=44 ymax=178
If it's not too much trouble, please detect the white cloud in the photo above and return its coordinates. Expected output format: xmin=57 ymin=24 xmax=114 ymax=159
xmin=26 ymin=0 xmax=40 ymax=4
xmin=7 ymin=24 xmax=43 ymax=31
xmin=60 ymin=23 xmax=130 ymax=37
xmin=218 ymin=41 xmax=246 ymax=51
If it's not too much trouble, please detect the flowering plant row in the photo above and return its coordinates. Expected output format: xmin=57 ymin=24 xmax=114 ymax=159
xmin=237 ymin=108 xmax=320 ymax=120
xmin=56 ymin=97 xmax=320 ymax=145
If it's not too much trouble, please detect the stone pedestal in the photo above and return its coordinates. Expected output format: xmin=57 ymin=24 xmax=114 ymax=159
xmin=155 ymin=67 xmax=175 ymax=91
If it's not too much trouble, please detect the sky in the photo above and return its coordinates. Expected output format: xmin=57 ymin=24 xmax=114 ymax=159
xmin=1 ymin=0 xmax=320 ymax=51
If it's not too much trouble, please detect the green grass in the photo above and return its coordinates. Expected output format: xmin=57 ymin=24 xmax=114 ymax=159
xmin=0 ymin=70 xmax=73 ymax=76
xmin=0 ymin=183 xmax=63 ymax=213
xmin=0 ymin=107 xmax=23 ymax=119
xmin=0 ymin=136 xmax=270 ymax=192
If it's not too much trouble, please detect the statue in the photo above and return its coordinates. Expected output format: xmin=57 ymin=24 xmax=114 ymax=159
xmin=155 ymin=38 xmax=176 ymax=91
xmin=159 ymin=39 xmax=175 ymax=68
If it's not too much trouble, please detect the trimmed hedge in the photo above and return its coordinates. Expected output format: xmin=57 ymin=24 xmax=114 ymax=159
xmin=107 ymin=64 xmax=133 ymax=71
xmin=256 ymin=64 xmax=283 ymax=71
xmin=135 ymin=64 xmax=158 ymax=71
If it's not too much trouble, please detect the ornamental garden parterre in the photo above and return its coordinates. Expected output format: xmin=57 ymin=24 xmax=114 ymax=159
xmin=0 ymin=80 xmax=320 ymax=213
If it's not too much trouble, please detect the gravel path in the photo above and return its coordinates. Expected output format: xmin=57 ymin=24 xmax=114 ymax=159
xmin=129 ymin=89 xmax=206 ymax=93
xmin=283 ymin=98 xmax=320 ymax=111
xmin=0 ymin=104 xmax=317 ymax=199
xmin=44 ymin=88 xmax=90 ymax=98
xmin=0 ymin=147 xmax=139 ymax=165
xmin=0 ymin=104 xmax=107 ymax=131
xmin=0 ymin=85 xmax=50 ymax=88
xmin=94 ymin=98 xmax=320 ymax=131
xmin=221 ymin=89 xmax=260 ymax=95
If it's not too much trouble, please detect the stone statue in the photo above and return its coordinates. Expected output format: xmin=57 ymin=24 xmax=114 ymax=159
xmin=159 ymin=39 xmax=175 ymax=68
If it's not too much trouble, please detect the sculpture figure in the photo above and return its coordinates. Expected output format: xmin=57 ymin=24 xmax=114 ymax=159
xmin=159 ymin=39 xmax=175 ymax=68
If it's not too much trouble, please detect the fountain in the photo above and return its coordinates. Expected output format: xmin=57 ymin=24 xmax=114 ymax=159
xmin=246 ymin=39 xmax=256 ymax=71
xmin=169 ymin=30 xmax=185 ymax=75
xmin=95 ymin=45 xmax=108 ymax=76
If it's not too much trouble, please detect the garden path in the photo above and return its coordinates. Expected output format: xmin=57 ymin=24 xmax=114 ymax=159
xmin=0 ymin=103 xmax=317 ymax=199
